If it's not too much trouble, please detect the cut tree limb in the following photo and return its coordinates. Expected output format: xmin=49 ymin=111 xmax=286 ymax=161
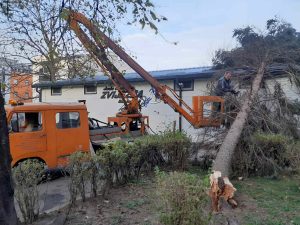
xmin=212 ymin=62 xmax=266 ymax=177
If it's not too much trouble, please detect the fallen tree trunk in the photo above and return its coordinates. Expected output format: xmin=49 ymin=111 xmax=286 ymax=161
xmin=0 ymin=90 xmax=19 ymax=225
xmin=212 ymin=62 xmax=266 ymax=177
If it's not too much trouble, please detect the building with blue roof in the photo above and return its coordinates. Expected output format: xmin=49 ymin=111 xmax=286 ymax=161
xmin=33 ymin=66 xmax=214 ymax=88
xmin=32 ymin=65 xmax=298 ymax=136
xmin=32 ymin=66 xmax=217 ymax=135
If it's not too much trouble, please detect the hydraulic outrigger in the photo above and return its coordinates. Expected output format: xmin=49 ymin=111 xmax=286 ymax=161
xmin=60 ymin=9 xmax=224 ymax=133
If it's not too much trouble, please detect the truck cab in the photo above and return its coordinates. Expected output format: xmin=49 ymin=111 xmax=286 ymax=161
xmin=5 ymin=102 xmax=90 ymax=169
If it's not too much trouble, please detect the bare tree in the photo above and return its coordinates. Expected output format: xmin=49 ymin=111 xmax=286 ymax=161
xmin=0 ymin=0 xmax=166 ymax=223
xmin=0 ymin=0 xmax=166 ymax=81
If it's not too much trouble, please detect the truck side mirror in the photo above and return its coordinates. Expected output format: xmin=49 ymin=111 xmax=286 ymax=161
xmin=8 ymin=124 xmax=12 ymax=133
xmin=11 ymin=120 xmax=19 ymax=133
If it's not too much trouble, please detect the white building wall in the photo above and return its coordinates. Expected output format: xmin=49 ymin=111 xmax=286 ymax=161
xmin=266 ymin=77 xmax=300 ymax=100
xmin=40 ymin=76 xmax=300 ymax=139
xmin=41 ymin=79 xmax=211 ymax=138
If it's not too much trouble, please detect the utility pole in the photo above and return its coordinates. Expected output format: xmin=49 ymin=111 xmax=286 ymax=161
xmin=178 ymin=82 xmax=184 ymax=132
xmin=1 ymin=68 xmax=6 ymax=103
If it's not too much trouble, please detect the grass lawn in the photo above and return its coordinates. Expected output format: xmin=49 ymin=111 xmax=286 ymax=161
xmin=235 ymin=176 xmax=300 ymax=225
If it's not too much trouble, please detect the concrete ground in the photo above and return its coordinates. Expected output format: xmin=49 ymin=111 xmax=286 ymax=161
xmin=15 ymin=176 xmax=71 ymax=220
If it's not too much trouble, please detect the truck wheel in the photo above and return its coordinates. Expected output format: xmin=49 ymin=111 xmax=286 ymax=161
xmin=13 ymin=158 xmax=47 ymax=184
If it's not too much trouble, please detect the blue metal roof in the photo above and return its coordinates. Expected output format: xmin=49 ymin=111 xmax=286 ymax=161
xmin=33 ymin=67 xmax=215 ymax=88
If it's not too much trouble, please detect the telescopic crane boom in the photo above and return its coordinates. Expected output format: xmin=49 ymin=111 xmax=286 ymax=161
xmin=61 ymin=9 xmax=224 ymax=133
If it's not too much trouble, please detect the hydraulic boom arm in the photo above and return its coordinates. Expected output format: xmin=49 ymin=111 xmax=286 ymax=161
xmin=61 ymin=9 xmax=224 ymax=128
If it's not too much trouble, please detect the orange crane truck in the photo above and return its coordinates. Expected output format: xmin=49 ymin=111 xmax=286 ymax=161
xmin=5 ymin=101 xmax=146 ymax=169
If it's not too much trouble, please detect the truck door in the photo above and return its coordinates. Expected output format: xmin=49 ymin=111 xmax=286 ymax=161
xmin=55 ymin=111 xmax=89 ymax=166
xmin=9 ymin=111 xmax=47 ymax=165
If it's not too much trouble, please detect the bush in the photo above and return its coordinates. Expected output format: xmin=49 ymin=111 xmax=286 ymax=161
xmin=13 ymin=159 xmax=44 ymax=224
xmin=96 ymin=131 xmax=191 ymax=184
xmin=132 ymin=134 xmax=165 ymax=175
xmin=155 ymin=169 xmax=210 ymax=225
xmin=89 ymin=153 xmax=106 ymax=197
xmin=160 ymin=131 xmax=191 ymax=170
xmin=97 ymin=138 xmax=163 ymax=184
xmin=233 ymin=132 xmax=292 ymax=177
xmin=66 ymin=131 xmax=192 ymax=200
xmin=97 ymin=141 xmax=134 ymax=186
xmin=67 ymin=151 xmax=91 ymax=203
xmin=285 ymin=141 xmax=300 ymax=173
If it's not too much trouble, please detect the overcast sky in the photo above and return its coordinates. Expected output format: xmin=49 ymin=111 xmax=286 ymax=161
xmin=118 ymin=0 xmax=300 ymax=71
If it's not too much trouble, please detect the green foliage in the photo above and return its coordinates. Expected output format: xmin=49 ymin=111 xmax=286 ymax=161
xmin=155 ymin=170 xmax=210 ymax=225
xmin=252 ymin=132 xmax=289 ymax=147
xmin=132 ymin=134 xmax=165 ymax=172
xmin=12 ymin=159 xmax=44 ymax=224
xmin=97 ymin=141 xmax=133 ymax=185
xmin=233 ymin=132 xmax=294 ymax=177
xmin=97 ymin=130 xmax=191 ymax=187
xmin=233 ymin=26 xmax=263 ymax=48
xmin=97 ymin=135 xmax=163 ymax=186
xmin=285 ymin=141 xmax=300 ymax=173
xmin=67 ymin=131 xmax=192 ymax=200
xmin=160 ymin=130 xmax=191 ymax=170
xmin=213 ymin=17 xmax=300 ymax=69
xmin=67 ymin=151 xmax=91 ymax=203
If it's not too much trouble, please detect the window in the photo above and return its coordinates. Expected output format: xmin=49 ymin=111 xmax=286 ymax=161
xmin=24 ymin=92 xmax=29 ymax=99
xmin=39 ymin=66 xmax=49 ymax=74
xmin=174 ymin=79 xmax=194 ymax=91
xmin=84 ymin=85 xmax=97 ymax=94
xmin=14 ymin=92 xmax=18 ymax=98
xmin=10 ymin=112 xmax=42 ymax=133
xmin=13 ymin=79 xmax=18 ymax=85
xmin=25 ymin=80 xmax=30 ymax=86
xmin=56 ymin=112 xmax=80 ymax=129
xmin=51 ymin=87 xmax=62 ymax=96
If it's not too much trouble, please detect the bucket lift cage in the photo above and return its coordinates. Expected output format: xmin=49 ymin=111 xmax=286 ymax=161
xmin=60 ymin=9 xmax=224 ymax=130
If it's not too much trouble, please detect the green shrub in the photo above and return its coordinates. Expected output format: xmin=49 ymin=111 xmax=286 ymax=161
xmin=132 ymin=134 xmax=165 ymax=175
xmin=285 ymin=141 xmax=300 ymax=173
xmin=67 ymin=131 xmax=192 ymax=200
xmin=67 ymin=151 xmax=91 ymax=203
xmin=97 ymin=141 xmax=132 ymax=185
xmin=13 ymin=159 xmax=44 ymax=224
xmin=155 ymin=169 xmax=210 ymax=225
xmin=97 ymin=136 xmax=165 ymax=186
xmin=89 ymin=153 xmax=107 ymax=197
xmin=160 ymin=131 xmax=191 ymax=170
xmin=252 ymin=132 xmax=289 ymax=147
xmin=233 ymin=132 xmax=292 ymax=177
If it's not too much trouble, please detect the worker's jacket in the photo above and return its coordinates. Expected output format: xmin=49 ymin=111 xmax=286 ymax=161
xmin=214 ymin=76 xmax=233 ymax=96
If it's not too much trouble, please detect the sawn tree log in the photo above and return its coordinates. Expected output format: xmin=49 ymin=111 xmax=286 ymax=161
xmin=209 ymin=62 xmax=266 ymax=212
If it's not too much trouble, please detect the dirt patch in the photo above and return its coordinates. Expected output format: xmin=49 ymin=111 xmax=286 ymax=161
xmin=63 ymin=181 xmax=264 ymax=225
xmin=65 ymin=178 xmax=160 ymax=225
xmin=212 ymin=191 xmax=265 ymax=225
xmin=33 ymin=174 xmax=300 ymax=225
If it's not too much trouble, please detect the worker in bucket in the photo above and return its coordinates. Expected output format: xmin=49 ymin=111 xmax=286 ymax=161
xmin=215 ymin=71 xmax=239 ymax=97
xmin=213 ymin=71 xmax=239 ymax=112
